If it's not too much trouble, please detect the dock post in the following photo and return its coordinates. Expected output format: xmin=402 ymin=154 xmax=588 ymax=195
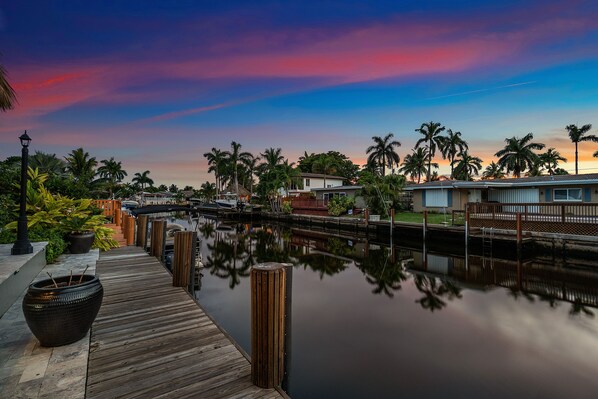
xmin=465 ymin=207 xmax=470 ymax=244
xmin=172 ymin=231 xmax=197 ymax=290
xmin=122 ymin=214 xmax=129 ymax=242
xmin=136 ymin=215 xmax=149 ymax=248
xmin=364 ymin=208 xmax=369 ymax=229
xmin=150 ymin=220 xmax=167 ymax=262
xmin=516 ymin=212 xmax=522 ymax=244
xmin=282 ymin=264 xmax=293 ymax=392
xmin=390 ymin=208 xmax=395 ymax=237
xmin=251 ymin=263 xmax=286 ymax=389
xmin=125 ymin=215 xmax=135 ymax=246
xmin=114 ymin=207 xmax=122 ymax=227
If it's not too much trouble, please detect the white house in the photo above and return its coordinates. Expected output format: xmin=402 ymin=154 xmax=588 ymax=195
xmin=286 ymin=172 xmax=345 ymax=196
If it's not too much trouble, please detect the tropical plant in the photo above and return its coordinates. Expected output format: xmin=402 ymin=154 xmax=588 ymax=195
xmin=415 ymin=121 xmax=445 ymax=181
xmin=451 ymin=151 xmax=482 ymax=181
xmin=132 ymin=170 xmax=153 ymax=190
xmin=358 ymin=171 xmax=405 ymax=215
xmin=439 ymin=129 xmax=468 ymax=179
xmin=539 ymin=148 xmax=567 ymax=175
xmin=494 ymin=133 xmax=545 ymax=178
xmin=312 ymin=154 xmax=338 ymax=188
xmin=276 ymin=160 xmax=301 ymax=197
xmin=223 ymin=141 xmax=252 ymax=196
xmin=566 ymin=124 xmax=596 ymax=174
xmin=482 ymin=161 xmax=505 ymax=180
xmin=366 ymin=133 xmax=401 ymax=176
xmin=241 ymin=155 xmax=260 ymax=197
xmin=203 ymin=147 xmax=227 ymax=195
xmin=30 ymin=151 xmax=67 ymax=176
xmin=399 ymin=148 xmax=435 ymax=184
xmin=327 ymin=196 xmax=355 ymax=216
xmin=65 ymin=148 xmax=97 ymax=183
xmin=0 ymin=64 xmax=16 ymax=111
xmin=97 ymin=157 xmax=127 ymax=198
xmin=198 ymin=181 xmax=216 ymax=202
xmin=299 ymin=151 xmax=359 ymax=184
xmin=259 ymin=147 xmax=284 ymax=174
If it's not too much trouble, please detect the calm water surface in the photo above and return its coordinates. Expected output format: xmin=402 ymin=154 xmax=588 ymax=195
xmin=170 ymin=215 xmax=598 ymax=398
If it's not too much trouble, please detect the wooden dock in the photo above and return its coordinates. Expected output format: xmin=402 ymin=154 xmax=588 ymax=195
xmin=86 ymin=246 xmax=285 ymax=399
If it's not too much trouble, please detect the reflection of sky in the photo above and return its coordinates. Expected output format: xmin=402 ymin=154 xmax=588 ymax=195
xmin=193 ymin=221 xmax=598 ymax=398
xmin=2 ymin=1 xmax=598 ymax=186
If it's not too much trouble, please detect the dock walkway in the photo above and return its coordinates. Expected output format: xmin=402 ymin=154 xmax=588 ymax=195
xmin=86 ymin=246 xmax=283 ymax=399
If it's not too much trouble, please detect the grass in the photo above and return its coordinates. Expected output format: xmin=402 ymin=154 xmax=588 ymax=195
xmin=394 ymin=212 xmax=453 ymax=225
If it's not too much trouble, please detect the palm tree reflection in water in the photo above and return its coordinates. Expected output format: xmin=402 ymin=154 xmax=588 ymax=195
xmin=413 ymin=275 xmax=463 ymax=312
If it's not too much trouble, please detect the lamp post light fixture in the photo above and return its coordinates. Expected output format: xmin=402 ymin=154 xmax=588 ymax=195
xmin=11 ymin=131 xmax=33 ymax=255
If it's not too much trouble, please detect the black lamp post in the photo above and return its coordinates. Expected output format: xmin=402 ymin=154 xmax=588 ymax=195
xmin=11 ymin=131 xmax=33 ymax=255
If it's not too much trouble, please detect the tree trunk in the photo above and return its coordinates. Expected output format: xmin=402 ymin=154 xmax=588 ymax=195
xmin=575 ymin=142 xmax=578 ymax=175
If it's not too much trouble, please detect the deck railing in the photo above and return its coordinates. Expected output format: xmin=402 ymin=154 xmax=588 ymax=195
xmin=93 ymin=200 xmax=121 ymax=221
xmin=466 ymin=202 xmax=598 ymax=236
xmin=290 ymin=198 xmax=329 ymax=209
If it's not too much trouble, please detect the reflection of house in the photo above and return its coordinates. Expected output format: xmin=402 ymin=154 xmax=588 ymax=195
xmin=288 ymin=173 xmax=345 ymax=196
xmin=405 ymin=174 xmax=598 ymax=212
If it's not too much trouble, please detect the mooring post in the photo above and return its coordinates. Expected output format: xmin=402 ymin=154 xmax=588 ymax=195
xmin=364 ymin=208 xmax=369 ymax=228
xmin=136 ymin=215 xmax=148 ymax=248
xmin=125 ymin=216 xmax=135 ymax=246
xmin=251 ymin=263 xmax=286 ymax=389
xmin=390 ymin=208 xmax=395 ymax=237
xmin=172 ymin=231 xmax=197 ymax=290
xmin=465 ymin=206 xmax=470 ymax=245
xmin=150 ymin=219 xmax=167 ymax=262
xmin=114 ymin=207 xmax=122 ymax=227
xmin=282 ymin=264 xmax=293 ymax=392
xmin=516 ymin=212 xmax=522 ymax=244
xmin=122 ymin=214 xmax=129 ymax=242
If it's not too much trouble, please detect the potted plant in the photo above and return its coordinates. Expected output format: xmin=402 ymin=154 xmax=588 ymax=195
xmin=61 ymin=215 xmax=96 ymax=254
xmin=22 ymin=270 xmax=103 ymax=347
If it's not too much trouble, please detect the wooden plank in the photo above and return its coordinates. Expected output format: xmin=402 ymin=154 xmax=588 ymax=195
xmin=86 ymin=246 xmax=283 ymax=399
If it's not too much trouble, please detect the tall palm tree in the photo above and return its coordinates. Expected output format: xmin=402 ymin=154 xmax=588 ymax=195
xmin=276 ymin=160 xmax=301 ymax=197
xmin=0 ymin=64 xmax=17 ymax=111
xmin=132 ymin=170 xmax=153 ymax=190
xmin=482 ymin=161 xmax=505 ymax=180
xmin=241 ymin=155 xmax=260 ymax=197
xmin=539 ymin=148 xmax=567 ymax=175
xmin=494 ymin=133 xmax=545 ymax=178
xmin=415 ymin=121 xmax=446 ymax=181
xmin=399 ymin=148 xmax=434 ymax=184
xmin=312 ymin=154 xmax=337 ymax=188
xmin=566 ymin=124 xmax=596 ymax=174
xmin=451 ymin=151 xmax=482 ymax=181
xmin=97 ymin=157 xmax=128 ymax=198
xmin=64 ymin=148 xmax=97 ymax=183
xmin=30 ymin=151 xmax=67 ymax=176
xmin=439 ymin=129 xmax=468 ymax=179
xmin=223 ymin=141 xmax=252 ymax=196
xmin=203 ymin=148 xmax=226 ymax=195
xmin=366 ymin=133 xmax=401 ymax=176
xmin=259 ymin=147 xmax=284 ymax=174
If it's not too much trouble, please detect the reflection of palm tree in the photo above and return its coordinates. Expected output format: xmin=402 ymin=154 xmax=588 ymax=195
xmin=507 ymin=287 xmax=536 ymax=303
xmin=413 ymin=275 xmax=463 ymax=312
xmin=569 ymin=298 xmax=595 ymax=317
xmin=206 ymin=239 xmax=251 ymax=289
xmin=199 ymin=222 xmax=215 ymax=239
xmin=300 ymin=254 xmax=348 ymax=279
xmin=355 ymin=247 xmax=408 ymax=298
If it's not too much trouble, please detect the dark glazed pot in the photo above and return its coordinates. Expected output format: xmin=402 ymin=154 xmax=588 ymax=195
xmin=68 ymin=232 xmax=95 ymax=254
xmin=22 ymin=275 xmax=103 ymax=347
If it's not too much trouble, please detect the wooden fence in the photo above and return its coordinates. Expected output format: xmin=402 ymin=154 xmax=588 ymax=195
xmin=92 ymin=200 xmax=121 ymax=221
xmin=467 ymin=202 xmax=598 ymax=236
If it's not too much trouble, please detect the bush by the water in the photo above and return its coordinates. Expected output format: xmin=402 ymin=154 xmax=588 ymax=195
xmin=328 ymin=196 xmax=355 ymax=216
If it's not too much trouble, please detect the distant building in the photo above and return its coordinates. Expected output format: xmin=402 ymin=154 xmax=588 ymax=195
xmin=405 ymin=173 xmax=598 ymax=212
xmin=286 ymin=172 xmax=345 ymax=196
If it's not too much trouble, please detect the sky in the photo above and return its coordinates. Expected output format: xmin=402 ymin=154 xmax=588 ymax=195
xmin=1 ymin=0 xmax=598 ymax=187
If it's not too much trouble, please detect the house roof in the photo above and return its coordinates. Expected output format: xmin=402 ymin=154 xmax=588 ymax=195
xmin=300 ymin=172 xmax=345 ymax=180
xmin=311 ymin=185 xmax=363 ymax=191
xmin=404 ymin=173 xmax=598 ymax=190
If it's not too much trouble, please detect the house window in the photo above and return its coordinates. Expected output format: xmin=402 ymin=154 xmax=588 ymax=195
xmin=323 ymin=192 xmax=346 ymax=201
xmin=424 ymin=189 xmax=449 ymax=207
xmin=554 ymin=188 xmax=582 ymax=202
xmin=305 ymin=178 xmax=310 ymax=187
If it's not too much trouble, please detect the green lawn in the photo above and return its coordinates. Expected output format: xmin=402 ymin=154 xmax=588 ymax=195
xmin=394 ymin=212 xmax=453 ymax=225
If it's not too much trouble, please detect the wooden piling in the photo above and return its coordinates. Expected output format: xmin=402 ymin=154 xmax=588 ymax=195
xmin=122 ymin=214 xmax=129 ymax=242
xmin=150 ymin=219 xmax=167 ymax=262
xmin=364 ymin=209 xmax=369 ymax=228
xmin=114 ymin=208 xmax=122 ymax=227
xmin=125 ymin=216 xmax=135 ymax=246
xmin=136 ymin=215 xmax=149 ymax=248
xmin=251 ymin=263 xmax=286 ymax=389
xmin=516 ymin=212 xmax=522 ymax=245
xmin=172 ymin=231 xmax=196 ymax=288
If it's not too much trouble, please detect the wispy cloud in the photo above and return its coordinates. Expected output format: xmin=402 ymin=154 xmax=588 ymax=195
xmin=426 ymin=81 xmax=537 ymax=100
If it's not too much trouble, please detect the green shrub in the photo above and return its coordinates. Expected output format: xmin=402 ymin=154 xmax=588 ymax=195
xmin=281 ymin=201 xmax=293 ymax=214
xmin=0 ymin=228 xmax=67 ymax=263
xmin=328 ymin=196 xmax=355 ymax=216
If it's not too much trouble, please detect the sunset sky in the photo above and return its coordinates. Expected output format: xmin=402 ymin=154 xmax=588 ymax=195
xmin=1 ymin=0 xmax=598 ymax=186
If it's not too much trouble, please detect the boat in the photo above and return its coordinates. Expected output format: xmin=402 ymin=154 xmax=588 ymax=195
xmin=122 ymin=200 xmax=139 ymax=209
xmin=214 ymin=193 xmax=241 ymax=209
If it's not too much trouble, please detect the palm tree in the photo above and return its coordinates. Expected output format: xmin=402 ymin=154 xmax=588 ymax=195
xmin=439 ymin=129 xmax=468 ymax=179
xmin=64 ymin=148 xmax=97 ymax=183
xmin=366 ymin=133 xmax=401 ymax=176
xmin=223 ymin=141 xmax=252 ymax=196
xmin=203 ymin=148 xmax=226 ymax=195
xmin=30 ymin=151 xmax=67 ymax=176
xmin=276 ymin=160 xmax=301 ymax=197
xmin=0 ymin=64 xmax=17 ymax=111
xmin=399 ymin=148 xmax=434 ymax=184
xmin=451 ymin=151 xmax=482 ymax=181
xmin=132 ymin=170 xmax=153 ymax=190
xmin=539 ymin=148 xmax=567 ymax=175
xmin=259 ymin=147 xmax=284 ymax=174
xmin=594 ymin=150 xmax=598 ymax=158
xmin=312 ymin=154 xmax=337 ymax=188
xmin=494 ymin=133 xmax=545 ymax=178
xmin=482 ymin=161 xmax=505 ymax=180
xmin=566 ymin=124 xmax=596 ymax=174
xmin=415 ymin=121 xmax=446 ymax=181
xmin=241 ymin=155 xmax=259 ymax=197
xmin=97 ymin=157 xmax=128 ymax=198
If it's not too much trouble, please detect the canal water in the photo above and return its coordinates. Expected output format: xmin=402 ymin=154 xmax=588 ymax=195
xmin=168 ymin=214 xmax=598 ymax=398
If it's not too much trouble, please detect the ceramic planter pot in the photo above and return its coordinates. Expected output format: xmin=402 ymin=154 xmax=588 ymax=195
xmin=68 ymin=231 xmax=95 ymax=254
xmin=22 ymin=275 xmax=103 ymax=347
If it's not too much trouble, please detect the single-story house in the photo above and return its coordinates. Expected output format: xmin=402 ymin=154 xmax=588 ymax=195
xmin=311 ymin=185 xmax=366 ymax=208
xmin=287 ymin=172 xmax=345 ymax=196
xmin=405 ymin=173 xmax=598 ymax=212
